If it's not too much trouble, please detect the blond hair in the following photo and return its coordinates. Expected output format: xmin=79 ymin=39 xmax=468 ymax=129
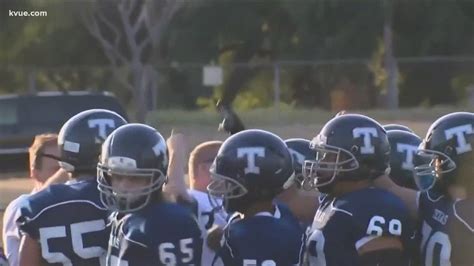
xmin=29 ymin=133 xmax=58 ymax=170
xmin=188 ymin=141 xmax=222 ymax=181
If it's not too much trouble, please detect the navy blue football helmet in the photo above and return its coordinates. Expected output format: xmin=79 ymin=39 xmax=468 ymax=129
xmin=303 ymin=114 xmax=390 ymax=193
xmin=58 ymin=109 xmax=127 ymax=173
xmin=383 ymin=124 xmax=415 ymax=133
xmin=207 ymin=129 xmax=294 ymax=213
xmin=285 ymin=138 xmax=316 ymax=190
xmin=97 ymin=124 xmax=168 ymax=213
xmin=387 ymin=130 xmax=422 ymax=189
xmin=415 ymin=112 xmax=474 ymax=193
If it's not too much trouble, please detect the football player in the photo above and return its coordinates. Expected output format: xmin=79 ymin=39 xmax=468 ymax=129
xmin=386 ymin=130 xmax=422 ymax=189
xmin=304 ymin=114 xmax=415 ymax=266
xmin=17 ymin=109 xmax=127 ymax=266
xmin=207 ymin=129 xmax=305 ymax=265
xmin=164 ymin=134 xmax=227 ymax=265
xmin=277 ymin=138 xmax=319 ymax=224
xmin=2 ymin=134 xmax=66 ymax=266
xmin=375 ymin=112 xmax=474 ymax=265
xmin=97 ymin=123 xmax=203 ymax=265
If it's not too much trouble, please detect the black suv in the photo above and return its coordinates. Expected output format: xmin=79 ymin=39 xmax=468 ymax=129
xmin=0 ymin=91 xmax=128 ymax=170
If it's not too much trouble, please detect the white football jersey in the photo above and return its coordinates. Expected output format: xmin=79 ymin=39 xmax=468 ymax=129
xmin=187 ymin=189 xmax=227 ymax=266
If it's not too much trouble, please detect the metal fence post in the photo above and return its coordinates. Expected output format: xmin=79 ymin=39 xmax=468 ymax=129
xmin=273 ymin=62 xmax=280 ymax=112
xmin=28 ymin=68 xmax=37 ymax=93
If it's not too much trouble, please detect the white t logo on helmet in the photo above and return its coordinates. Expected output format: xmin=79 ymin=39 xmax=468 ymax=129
xmin=353 ymin=127 xmax=378 ymax=154
xmin=88 ymin=119 xmax=116 ymax=140
xmin=289 ymin=148 xmax=305 ymax=166
xmin=396 ymin=143 xmax=418 ymax=170
xmin=237 ymin=147 xmax=265 ymax=174
xmin=444 ymin=124 xmax=473 ymax=154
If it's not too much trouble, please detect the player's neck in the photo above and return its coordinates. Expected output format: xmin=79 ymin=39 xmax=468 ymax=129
xmin=333 ymin=179 xmax=371 ymax=197
xmin=242 ymin=200 xmax=274 ymax=218
xmin=32 ymin=181 xmax=44 ymax=193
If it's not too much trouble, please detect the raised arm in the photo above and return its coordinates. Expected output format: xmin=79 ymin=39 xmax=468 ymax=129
xmin=163 ymin=131 xmax=192 ymax=202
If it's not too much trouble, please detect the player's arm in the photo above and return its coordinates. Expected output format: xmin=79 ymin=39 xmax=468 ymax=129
xmin=358 ymin=237 xmax=407 ymax=266
xmin=163 ymin=131 xmax=192 ymax=202
xmin=41 ymin=168 xmax=70 ymax=188
xmin=18 ymin=234 xmax=41 ymax=266
xmin=373 ymin=175 xmax=419 ymax=219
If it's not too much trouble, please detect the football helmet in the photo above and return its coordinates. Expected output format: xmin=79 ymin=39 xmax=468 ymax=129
xmin=285 ymin=138 xmax=316 ymax=190
xmin=383 ymin=123 xmax=415 ymax=133
xmin=97 ymin=123 xmax=168 ymax=212
xmin=414 ymin=112 xmax=474 ymax=193
xmin=387 ymin=130 xmax=421 ymax=189
xmin=58 ymin=109 xmax=127 ymax=173
xmin=303 ymin=114 xmax=390 ymax=192
xmin=207 ymin=129 xmax=294 ymax=213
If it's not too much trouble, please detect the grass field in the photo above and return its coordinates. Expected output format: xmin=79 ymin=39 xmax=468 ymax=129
xmin=1 ymin=106 xmax=463 ymax=247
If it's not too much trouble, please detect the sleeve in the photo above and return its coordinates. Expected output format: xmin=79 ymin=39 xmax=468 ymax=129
xmin=214 ymin=228 xmax=238 ymax=266
xmin=121 ymin=238 xmax=156 ymax=266
xmin=2 ymin=197 xmax=24 ymax=266
xmin=16 ymin=203 xmax=40 ymax=240
xmin=119 ymin=221 xmax=157 ymax=266
xmin=306 ymin=211 xmax=356 ymax=266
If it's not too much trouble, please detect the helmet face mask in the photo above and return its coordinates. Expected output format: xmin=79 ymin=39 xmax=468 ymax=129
xmin=303 ymin=141 xmax=359 ymax=189
xmin=414 ymin=112 xmax=474 ymax=193
xmin=207 ymin=167 xmax=248 ymax=212
xmin=414 ymin=147 xmax=456 ymax=191
xmin=97 ymin=160 xmax=167 ymax=213
xmin=96 ymin=123 xmax=169 ymax=213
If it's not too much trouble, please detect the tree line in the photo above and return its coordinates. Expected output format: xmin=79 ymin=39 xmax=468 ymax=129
xmin=1 ymin=0 xmax=474 ymax=121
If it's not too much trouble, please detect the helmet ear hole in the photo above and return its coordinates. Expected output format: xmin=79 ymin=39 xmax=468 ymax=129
xmin=444 ymin=146 xmax=454 ymax=156
xmin=350 ymin=145 xmax=359 ymax=154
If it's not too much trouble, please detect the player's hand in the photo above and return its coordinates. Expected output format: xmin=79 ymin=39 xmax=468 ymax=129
xmin=216 ymin=100 xmax=245 ymax=135
xmin=207 ymin=225 xmax=224 ymax=251
xmin=335 ymin=110 xmax=347 ymax=117
xmin=166 ymin=129 xmax=187 ymax=160
xmin=164 ymin=130 xmax=190 ymax=201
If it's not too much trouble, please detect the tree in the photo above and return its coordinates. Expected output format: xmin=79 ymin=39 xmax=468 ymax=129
xmin=80 ymin=0 xmax=185 ymax=122
xmin=383 ymin=0 xmax=399 ymax=109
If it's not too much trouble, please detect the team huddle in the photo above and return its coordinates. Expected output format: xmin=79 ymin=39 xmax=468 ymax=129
xmin=2 ymin=109 xmax=473 ymax=265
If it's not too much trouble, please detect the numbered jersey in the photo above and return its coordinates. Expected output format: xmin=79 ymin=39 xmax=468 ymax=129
xmin=106 ymin=202 xmax=203 ymax=266
xmin=18 ymin=179 xmax=109 ymax=266
xmin=215 ymin=203 xmax=305 ymax=266
xmin=187 ymin=189 xmax=227 ymax=266
xmin=418 ymin=191 xmax=474 ymax=266
xmin=306 ymin=188 xmax=415 ymax=266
